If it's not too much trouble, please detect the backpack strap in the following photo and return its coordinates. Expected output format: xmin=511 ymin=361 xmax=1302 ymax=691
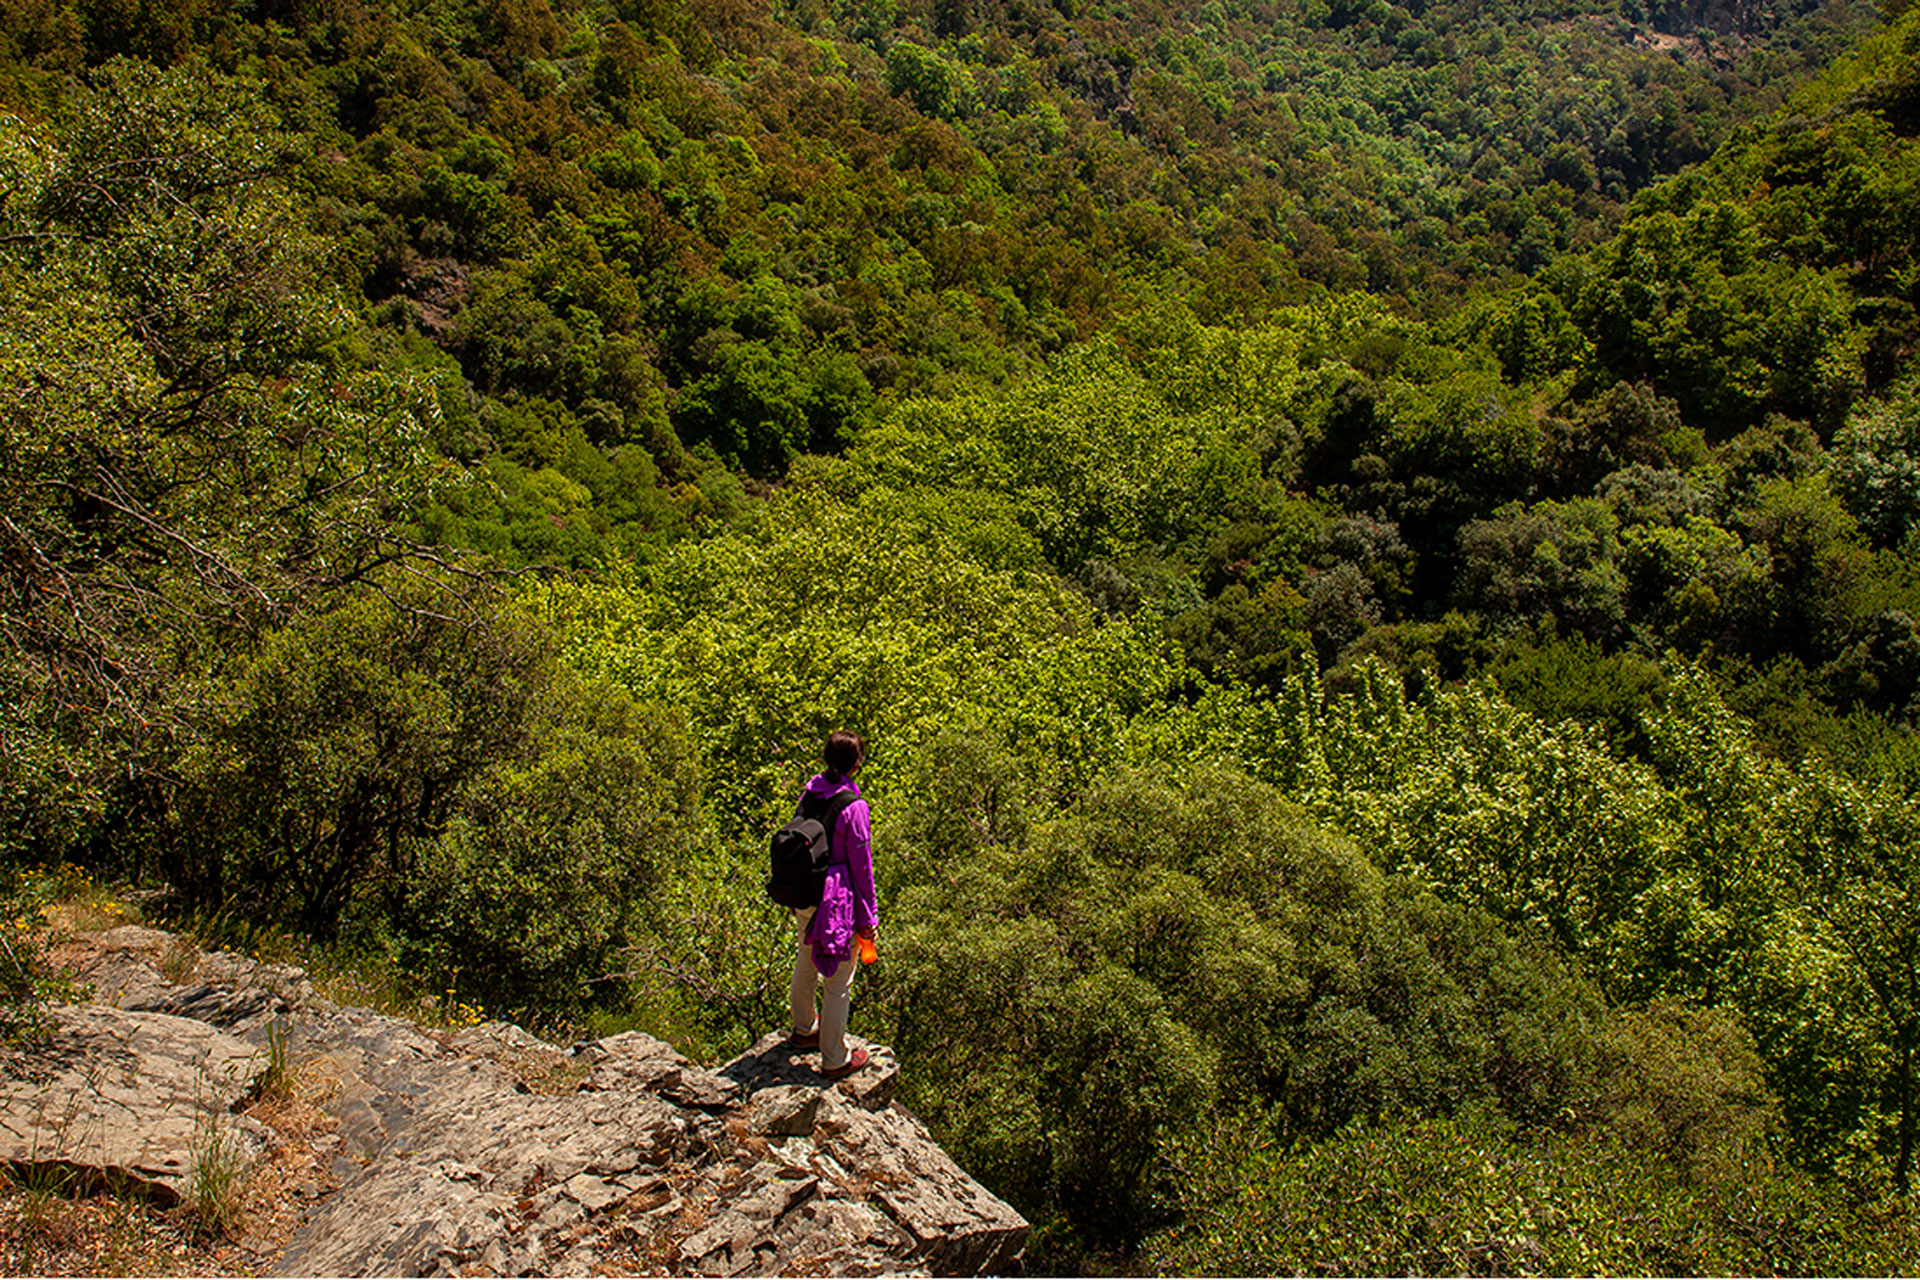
xmin=799 ymin=787 xmax=862 ymax=862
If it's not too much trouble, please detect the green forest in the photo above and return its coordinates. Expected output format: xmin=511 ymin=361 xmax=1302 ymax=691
xmin=4 ymin=0 xmax=1920 ymax=1264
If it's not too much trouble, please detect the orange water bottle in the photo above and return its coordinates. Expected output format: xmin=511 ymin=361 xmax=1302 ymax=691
xmin=856 ymin=929 xmax=878 ymax=965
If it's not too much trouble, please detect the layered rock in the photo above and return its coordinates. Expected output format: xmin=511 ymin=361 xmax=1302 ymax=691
xmin=0 ymin=1004 xmax=271 ymax=1203
xmin=3 ymin=928 xmax=1028 ymax=1277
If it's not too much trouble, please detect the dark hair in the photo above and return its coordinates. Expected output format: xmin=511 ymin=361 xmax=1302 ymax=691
xmin=824 ymin=730 xmax=866 ymax=777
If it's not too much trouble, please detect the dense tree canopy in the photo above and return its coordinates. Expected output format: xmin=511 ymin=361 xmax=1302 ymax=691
xmin=5 ymin=0 xmax=1920 ymax=1271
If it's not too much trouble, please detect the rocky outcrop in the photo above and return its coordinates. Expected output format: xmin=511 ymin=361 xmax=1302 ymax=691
xmin=0 ymin=1004 xmax=272 ymax=1203
xmin=3 ymin=926 xmax=1027 ymax=1277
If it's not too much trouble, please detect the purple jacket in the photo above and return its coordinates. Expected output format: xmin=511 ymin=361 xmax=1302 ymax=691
xmin=801 ymin=772 xmax=876 ymax=977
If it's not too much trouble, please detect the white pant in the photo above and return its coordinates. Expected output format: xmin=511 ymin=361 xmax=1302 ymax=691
xmin=789 ymin=908 xmax=856 ymax=1070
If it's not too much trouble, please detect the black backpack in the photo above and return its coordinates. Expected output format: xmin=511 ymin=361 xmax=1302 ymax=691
xmin=767 ymin=788 xmax=860 ymax=909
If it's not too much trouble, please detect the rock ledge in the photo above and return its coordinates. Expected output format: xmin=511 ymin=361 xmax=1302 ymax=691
xmin=3 ymin=926 xmax=1027 ymax=1277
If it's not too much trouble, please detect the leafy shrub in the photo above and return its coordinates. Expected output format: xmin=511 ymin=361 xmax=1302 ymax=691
xmin=152 ymin=582 xmax=709 ymax=1019
xmin=1832 ymin=375 xmax=1920 ymax=547
xmin=401 ymin=670 xmax=703 ymax=1017
xmin=1154 ymin=1103 xmax=1916 ymax=1276
xmin=869 ymin=754 xmax=1614 ymax=1251
xmin=1484 ymin=634 xmax=1666 ymax=750
xmin=1591 ymin=999 xmax=1780 ymax=1183
xmin=163 ymin=586 xmax=547 ymax=938
xmin=0 ymin=869 xmax=50 ymax=1046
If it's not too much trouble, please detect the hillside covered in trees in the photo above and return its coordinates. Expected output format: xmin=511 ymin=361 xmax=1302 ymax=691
xmin=5 ymin=0 xmax=1920 ymax=1267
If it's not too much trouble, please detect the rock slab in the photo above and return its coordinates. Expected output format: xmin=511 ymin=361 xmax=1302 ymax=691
xmin=271 ymin=1026 xmax=1027 ymax=1277
xmin=0 ymin=1004 xmax=268 ymax=1202
xmin=16 ymin=931 xmax=1028 ymax=1276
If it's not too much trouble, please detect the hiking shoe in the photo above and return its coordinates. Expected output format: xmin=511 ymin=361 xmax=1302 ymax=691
xmin=821 ymin=1047 xmax=869 ymax=1080
xmin=787 ymin=1028 xmax=820 ymax=1050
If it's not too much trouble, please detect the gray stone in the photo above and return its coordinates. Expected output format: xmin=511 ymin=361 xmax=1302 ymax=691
xmin=126 ymin=982 xmax=285 ymax=1033
xmin=580 ymin=1029 xmax=741 ymax=1111
xmin=0 ymin=1004 xmax=267 ymax=1202
xmin=553 ymin=1244 xmax=599 ymax=1277
xmin=720 ymin=1031 xmax=901 ymax=1111
xmin=744 ymin=1085 xmax=823 ymax=1137
xmin=539 ymin=1194 xmax=586 ymax=1230
xmin=68 ymin=926 xmax=184 ymax=1011
xmin=73 ymin=929 xmax=325 ymax=1034
xmin=813 ymin=1096 xmax=1029 ymax=1276
xmin=679 ymin=1173 xmax=821 ymax=1273
xmin=445 ymin=1019 xmax=556 ymax=1055
xmin=40 ymin=924 xmax=1027 ymax=1276
xmin=561 ymin=1170 xmax=628 ymax=1213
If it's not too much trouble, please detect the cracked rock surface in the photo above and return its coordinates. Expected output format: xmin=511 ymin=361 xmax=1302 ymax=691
xmin=0 ymin=1004 xmax=271 ymax=1204
xmin=5 ymin=928 xmax=1028 ymax=1277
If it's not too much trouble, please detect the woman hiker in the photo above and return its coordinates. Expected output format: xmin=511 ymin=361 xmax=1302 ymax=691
xmin=787 ymin=730 xmax=876 ymax=1079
